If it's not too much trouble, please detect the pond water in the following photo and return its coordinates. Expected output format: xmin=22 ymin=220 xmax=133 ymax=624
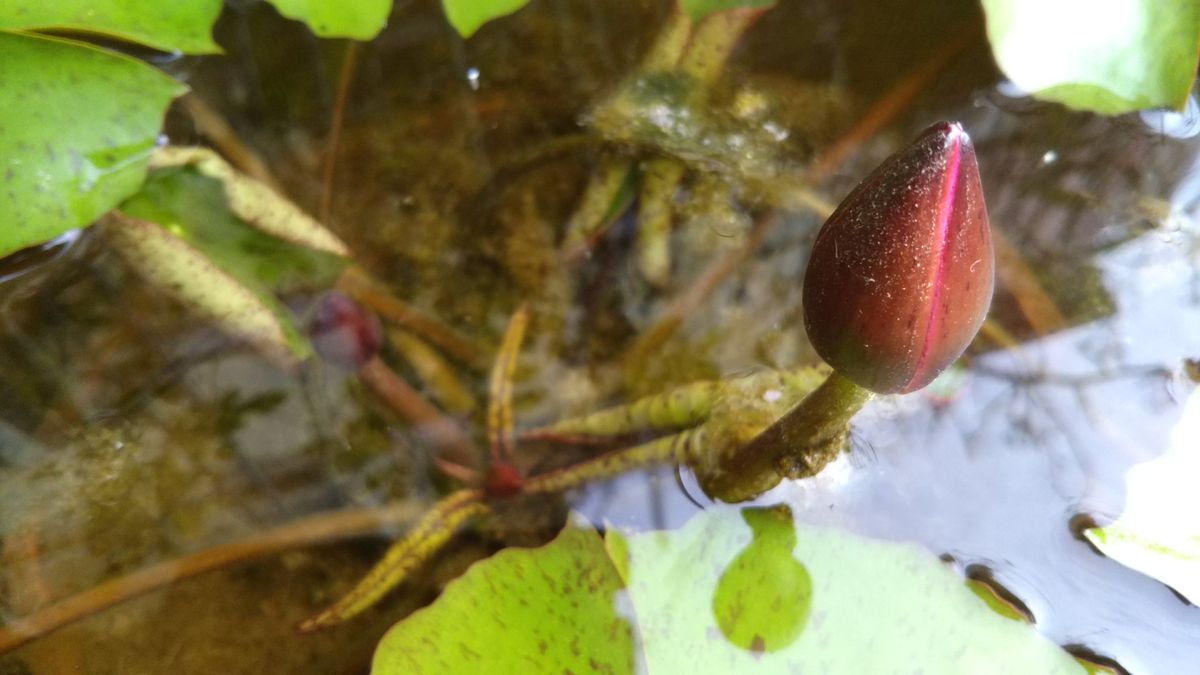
xmin=2 ymin=0 xmax=1199 ymax=673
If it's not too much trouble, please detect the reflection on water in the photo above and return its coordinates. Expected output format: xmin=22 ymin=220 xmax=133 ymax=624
xmin=2 ymin=0 xmax=1199 ymax=672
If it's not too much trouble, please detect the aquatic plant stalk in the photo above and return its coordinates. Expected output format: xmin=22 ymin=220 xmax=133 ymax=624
xmin=699 ymin=371 xmax=871 ymax=501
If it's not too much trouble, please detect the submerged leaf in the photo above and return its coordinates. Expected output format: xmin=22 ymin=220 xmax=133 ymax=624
xmin=0 ymin=0 xmax=223 ymax=53
xmin=109 ymin=167 xmax=347 ymax=366
xmin=0 ymin=32 xmax=184 ymax=258
xmin=265 ymin=0 xmax=392 ymax=40
xmin=149 ymin=147 xmax=349 ymax=256
xmin=980 ymin=0 xmax=1200 ymax=114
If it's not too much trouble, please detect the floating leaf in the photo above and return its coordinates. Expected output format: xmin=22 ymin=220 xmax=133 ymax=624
xmin=980 ymin=0 xmax=1200 ymax=114
xmin=109 ymin=166 xmax=347 ymax=366
xmin=371 ymin=516 xmax=635 ymax=674
xmin=679 ymin=0 xmax=777 ymax=23
xmin=374 ymin=505 xmax=1084 ymax=673
xmin=1085 ymin=388 xmax=1200 ymax=602
xmin=441 ymin=0 xmax=531 ymax=38
xmin=0 ymin=32 xmax=184 ymax=259
xmin=0 ymin=0 xmax=223 ymax=53
xmin=265 ymin=0 xmax=392 ymax=40
xmin=609 ymin=505 xmax=1082 ymax=674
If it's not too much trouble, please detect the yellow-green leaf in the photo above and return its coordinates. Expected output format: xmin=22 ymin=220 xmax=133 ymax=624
xmin=441 ymin=0 xmax=530 ymax=38
xmin=266 ymin=0 xmax=392 ymax=40
xmin=981 ymin=0 xmax=1200 ymax=114
xmin=0 ymin=0 xmax=222 ymax=53
xmin=0 ymin=32 xmax=184 ymax=259
xmin=373 ymin=506 xmax=1086 ymax=673
xmin=110 ymin=167 xmax=347 ymax=366
xmin=371 ymin=517 xmax=635 ymax=674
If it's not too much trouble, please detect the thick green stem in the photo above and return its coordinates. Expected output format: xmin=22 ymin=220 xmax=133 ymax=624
xmin=700 ymin=371 xmax=873 ymax=502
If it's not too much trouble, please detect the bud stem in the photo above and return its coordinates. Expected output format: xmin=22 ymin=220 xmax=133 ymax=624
xmin=703 ymin=371 xmax=873 ymax=502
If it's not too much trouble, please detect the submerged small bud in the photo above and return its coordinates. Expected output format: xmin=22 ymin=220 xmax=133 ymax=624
xmin=803 ymin=121 xmax=994 ymax=394
xmin=308 ymin=292 xmax=384 ymax=370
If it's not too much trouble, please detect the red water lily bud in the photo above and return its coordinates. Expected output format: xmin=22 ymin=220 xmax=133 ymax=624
xmin=803 ymin=121 xmax=994 ymax=394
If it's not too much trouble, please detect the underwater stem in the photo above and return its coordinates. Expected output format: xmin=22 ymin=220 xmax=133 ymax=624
xmin=0 ymin=501 xmax=428 ymax=654
xmin=702 ymin=371 xmax=873 ymax=502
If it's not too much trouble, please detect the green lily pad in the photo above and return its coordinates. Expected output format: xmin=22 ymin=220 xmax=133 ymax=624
xmin=441 ymin=0 xmax=531 ymax=38
xmin=0 ymin=0 xmax=223 ymax=53
xmin=1085 ymin=388 xmax=1200 ymax=602
xmin=371 ymin=515 xmax=635 ymax=674
xmin=109 ymin=166 xmax=347 ymax=366
xmin=609 ymin=505 xmax=1083 ymax=674
xmin=266 ymin=0 xmax=392 ymax=40
xmin=680 ymin=0 xmax=777 ymax=23
xmin=375 ymin=505 xmax=1085 ymax=674
xmin=0 ymin=32 xmax=185 ymax=259
xmin=980 ymin=0 xmax=1200 ymax=114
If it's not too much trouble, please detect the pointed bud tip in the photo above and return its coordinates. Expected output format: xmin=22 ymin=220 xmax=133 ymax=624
xmin=803 ymin=121 xmax=994 ymax=395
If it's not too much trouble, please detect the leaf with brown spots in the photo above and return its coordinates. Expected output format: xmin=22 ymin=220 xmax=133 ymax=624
xmin=0 ymin=33 xmax=184 ymax=259
xmin=108 ymin=166 xmax=347 ymax=366
xmin=371 ymin=516 xmax=635 ymax=674
xmin=373 ymin=506 xmax=1088 ymax=674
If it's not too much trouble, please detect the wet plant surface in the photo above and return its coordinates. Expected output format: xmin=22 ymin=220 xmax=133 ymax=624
xmin=2 ymin=0 xmax=1200 ymax=673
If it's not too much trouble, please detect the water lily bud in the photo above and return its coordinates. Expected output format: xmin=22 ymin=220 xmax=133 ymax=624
xmin=803 ymin=121 xmax=994 ymax=394
xmin=309 ymin=291 xmax=384 ymax=370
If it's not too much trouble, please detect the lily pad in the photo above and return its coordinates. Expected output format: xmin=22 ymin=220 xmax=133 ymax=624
xmin=1084 ymin=388 xmax=1200 ymax=602
xmin=266 ymin=0 xmax=392 ymax=40
xmin=609 ymin=505 xmax=1083 ymax=674
xmin=371 ymin=516 xmax=635 ymax=674
xmin=0 ymin=0 xmax=223 ymax=53
xmin=374 ymin=505 xmax=1085 ymax=674
xmin=0 ymin=32 xmax=185 ymax=259
xmin=441 ymin=0 xmax=531 ymax=38
xmin=108 ymin=166 xmax=347 ymax=366
xmin=980 ymin=0 xmax=1200 ymax=114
